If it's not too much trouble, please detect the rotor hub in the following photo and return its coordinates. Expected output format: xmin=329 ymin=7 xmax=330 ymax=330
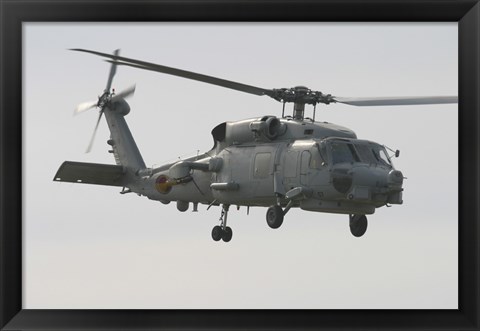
xmin=270 ymin=86 xmax=334 ymax=105
xmin=269 ymin=86 xmax=335 ymax=120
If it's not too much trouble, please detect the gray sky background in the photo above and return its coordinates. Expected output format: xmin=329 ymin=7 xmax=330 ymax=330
xmin=23 ymin=23 xmax=458 ymax=309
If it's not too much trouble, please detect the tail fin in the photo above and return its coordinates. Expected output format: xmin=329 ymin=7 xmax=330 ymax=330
xmin=103 ymin=99 xmax=146 ymax=172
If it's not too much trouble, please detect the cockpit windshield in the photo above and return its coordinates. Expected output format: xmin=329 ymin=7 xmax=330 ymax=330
xmin=330 ymin=141 xmax=360 ymax=164
xmin=357 ymin=143 xmax=392 ymax=166
xmin=326 ymin=140 xmax=392 ymax=167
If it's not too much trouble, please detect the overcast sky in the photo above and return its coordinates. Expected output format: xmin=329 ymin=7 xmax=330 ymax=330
xmin=23 ymin=23 xmax=457 ymax=309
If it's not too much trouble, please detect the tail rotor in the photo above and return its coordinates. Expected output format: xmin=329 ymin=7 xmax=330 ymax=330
xmin=73 ymin=49 xmax=135 ymax=153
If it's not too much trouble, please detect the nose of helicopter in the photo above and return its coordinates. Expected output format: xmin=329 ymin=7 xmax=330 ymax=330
xmin=386 ymin=169 xmax=404 ymax=204
xmin=387 ymin=169 xmax=403 ymax=186
xmin=343 ymin=166 xmax=403 ymax=204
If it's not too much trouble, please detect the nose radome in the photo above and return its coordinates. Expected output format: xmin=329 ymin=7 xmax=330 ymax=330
xmin=388 ymin=170 xmax=404 ymax=185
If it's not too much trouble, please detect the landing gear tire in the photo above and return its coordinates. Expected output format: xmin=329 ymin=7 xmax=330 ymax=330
xmin=222 ymin=227 xmax=233 ymax=242
xmin=350 ymin=214 xmax=368 ymax=237
xmin=211 ymin=225 xmax=223 ymax=241
xmin=212 ymin=205 xmax=234 ymax=242
xmin=266 ymin=206 xmax=284 ymax=229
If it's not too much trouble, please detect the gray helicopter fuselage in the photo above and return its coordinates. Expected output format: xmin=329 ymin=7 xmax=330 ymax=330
xmin=136 ymin=116 xmax=403 ymax=215
xmin=54 ymin=48 xmax=457 ymax=241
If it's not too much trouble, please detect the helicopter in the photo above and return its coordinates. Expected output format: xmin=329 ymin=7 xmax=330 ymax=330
xmin=53 ymin=48 xmax=458 ymax=242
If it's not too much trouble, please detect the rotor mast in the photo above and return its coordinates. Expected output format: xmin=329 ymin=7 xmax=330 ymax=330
xmin=293 ymin=102 xmax=305 ymax=120
xmin=293 ymin=86 xmax=308 ymax=120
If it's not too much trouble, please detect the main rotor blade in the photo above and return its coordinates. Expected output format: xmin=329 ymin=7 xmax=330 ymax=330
xmin=71 ymin=48 xmax=273 ymax=97
xmin=104 ymin=49 xmax=120 ymax=93
xmin=111 ymin=84 xmax=136 ymax=103
xmin=333 ymin=96 xmax=458 ymax=106
xmin=74 ymin=100 xmax=97 ymax=115
xmin=86 ymin=111 xmax=103 ymax=153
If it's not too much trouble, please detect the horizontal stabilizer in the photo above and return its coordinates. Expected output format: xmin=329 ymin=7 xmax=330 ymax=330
xmin=53 ymin=161 xmax=126 ymax=187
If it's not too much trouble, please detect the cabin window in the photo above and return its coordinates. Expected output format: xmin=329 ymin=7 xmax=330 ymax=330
xmin=284 ymin=150 xmax=298 ymax=178
xmin=300 ymin=151 xmax=311 ymax=174
xmin=254 ymin=152 xmax=271 ymax=178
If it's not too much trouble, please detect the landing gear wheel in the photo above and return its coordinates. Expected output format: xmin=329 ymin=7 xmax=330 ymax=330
xmin=222 ymin=227 xmax=233 ymax=242
xmin=212 ymin=205 xmax=234 ymax=243
xmin=211 ymin=225 xmax=223 ymax=241
xmin=349 ymin=214 xmax=368 ymax=237
xmin=266 ymin=206 xmax=284 ymax=229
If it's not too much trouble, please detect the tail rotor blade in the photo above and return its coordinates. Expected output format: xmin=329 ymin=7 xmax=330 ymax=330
xmin=111 ymin=84 xmax=136 ymax=103
xmin=74 ymin=100 xmax=97 ymax=115
xmin=85 ymin=111 xmax=103 ymax=153
xmin=104 ymin=49 xmax=120 ymax=93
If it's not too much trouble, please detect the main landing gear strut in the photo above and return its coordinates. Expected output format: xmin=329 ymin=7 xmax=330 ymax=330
xmin=211 ymin=204 xmax=233 ymax=242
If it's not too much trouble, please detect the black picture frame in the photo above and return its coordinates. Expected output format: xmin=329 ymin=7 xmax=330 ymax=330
xmin=1 ymin=1 xmax=479 ymax=330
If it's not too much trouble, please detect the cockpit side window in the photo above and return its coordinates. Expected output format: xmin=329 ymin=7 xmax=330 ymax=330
xmin=310 ymin=143 xmax=327 ymax=168
xmin=310 ymin=148 xmax=323 ymax=169
xmin=330 ymin=142 xmax=360 ymax=165
xmin=375 ymin=148 xmax=391 ymax=166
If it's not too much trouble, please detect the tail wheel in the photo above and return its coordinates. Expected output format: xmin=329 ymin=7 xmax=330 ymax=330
xmin=349 ymin=214 xmax=368 ymax=237
xmin=266 ymin=206 xmax=284 ymax=229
